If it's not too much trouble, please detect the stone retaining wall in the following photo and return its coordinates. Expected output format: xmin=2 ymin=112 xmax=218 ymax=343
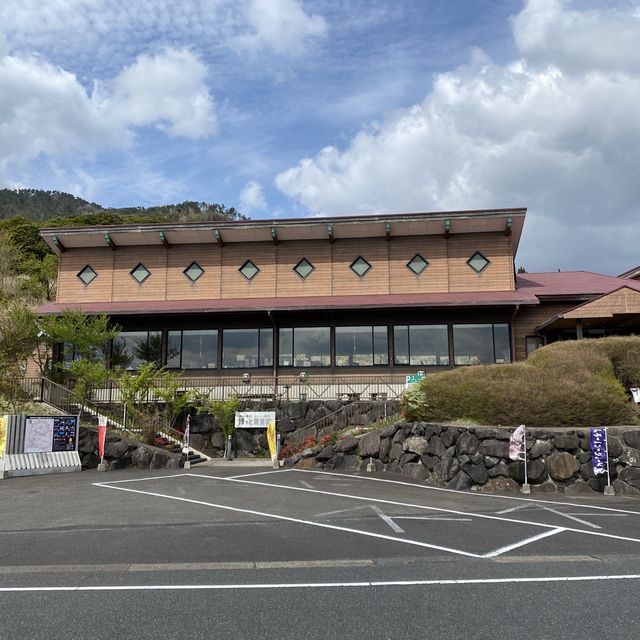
xmin=78 ymin=427 xmax=184 ymax=470
xmin=189 ymin=400 xmax=399 ymax=457
xmin=285 ymin=422 xmax=640 ymax=495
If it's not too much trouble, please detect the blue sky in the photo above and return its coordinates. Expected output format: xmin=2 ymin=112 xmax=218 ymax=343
xmin=1 ymin=1 xmax=639 ymax=274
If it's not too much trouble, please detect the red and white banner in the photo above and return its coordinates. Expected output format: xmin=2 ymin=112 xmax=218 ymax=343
xmin=508 ymin=425 xmax=526 ymax=461
xmin=98 ymin=416 xmax=107 ymax=463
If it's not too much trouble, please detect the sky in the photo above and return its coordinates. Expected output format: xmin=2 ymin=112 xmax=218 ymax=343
xmin=0 ymin=0 xmax=639 ymax=275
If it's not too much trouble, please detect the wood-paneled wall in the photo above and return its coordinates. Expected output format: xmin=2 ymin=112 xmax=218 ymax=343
xmin=56 ymin=232 xmax=516 ymax=303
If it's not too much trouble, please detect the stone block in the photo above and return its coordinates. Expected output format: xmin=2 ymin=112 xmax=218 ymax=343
xmin=553 ymin=435 xmax=580 ymax=451
xmin=334 ymin=437 xmax=358 ymax=453
xmin=479 ymin=439 xmax=509 ymax=458
xmin=357 ymin=431 xmax=381 ymax=458
xmin=456 ymin=432 xmax=480 ymax=455
xmin=547 ymin=452 xmax=580 ymax=481
xmin=403 ymin=436 xmax=429 ymax=456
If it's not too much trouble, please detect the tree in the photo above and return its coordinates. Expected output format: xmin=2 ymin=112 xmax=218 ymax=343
xmin=18 ymin=253 xmax=59 ymax=302
xmin=199 ymin=396 xmax=240 ymax=438
xmin=0 ymin=301 xmax=40 ymax=412
xmin=119 ymin=363 xmax=200 ymax=443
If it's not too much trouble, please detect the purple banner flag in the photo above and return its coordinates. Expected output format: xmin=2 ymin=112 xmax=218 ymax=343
xmin=589 ymin=427 xmax=608 ymax=476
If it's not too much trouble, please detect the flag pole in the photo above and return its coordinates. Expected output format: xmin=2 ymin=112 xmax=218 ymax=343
xmin=604 ymin=427 xmax=615 ymax=496
xmin=522 ymin=425 xmax=531 ymax=494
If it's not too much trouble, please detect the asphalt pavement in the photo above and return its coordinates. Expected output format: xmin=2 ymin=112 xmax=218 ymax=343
xmin=1 ymin=464 xmax=640 ymax=639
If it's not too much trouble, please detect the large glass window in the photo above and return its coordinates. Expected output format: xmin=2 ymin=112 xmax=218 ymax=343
xmin=335 ymin=326 xmax=388 ymax=366
xmin=167 ymin=330 xmax=218 ymax=369
xmin=112 ymin=331 xmax=162 ymax=370
xmin=279 ymin=327 xmax=330 ymax=367
xmin=453 ymin=323 xmax=511 ymax=365
xmin=394 ymin=325 xmax=449 ymax=365
xmin=222 ymin=328 xmax=273 ymax=368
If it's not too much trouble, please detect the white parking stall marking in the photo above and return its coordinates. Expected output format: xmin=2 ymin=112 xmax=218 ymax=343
xmin=315 ymin=505 xmax=372 ymax=518
xmin=299 ymin=480 xmax=314 ymax=489
xmin=394 ymin=516 xmax=473 ymax=522
xmin=185 ymin=473 xmax=640 ymax=546
xmin=541 ymin=506 xmax=601 ymax=530
xmin=370 ymin=505 xmax=405 ymax=533
xmin=482 ymin=528 xmax=566 ymax=559
xmin=94 ymin=481 xmax=482 ymax=558
xmin=294 ymin=469 xmax=640 ymax=516
xmin=495 ymin=505 xmax=530 ymax=515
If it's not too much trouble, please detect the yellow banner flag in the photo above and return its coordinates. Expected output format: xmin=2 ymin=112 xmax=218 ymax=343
xmin=0 ymin=415 xmax=7 ymax=458
xmin=267 ymin=421 xmax=276 ymax=461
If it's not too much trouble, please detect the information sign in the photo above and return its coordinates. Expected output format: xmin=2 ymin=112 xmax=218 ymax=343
xmin=235 ymin=411 xmax=276 ymax=429
xmin=24 ymin=416 xmax=78 ymax=453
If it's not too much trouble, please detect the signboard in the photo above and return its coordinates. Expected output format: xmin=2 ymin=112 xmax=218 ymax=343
xmin=631 ymin=388 xmax=640 ymax=404
xmin=24 ymin=416 xmax=78 ymax=454
xmin=235 ymin=411 xmax=276 ymax=430
xmin=589 ymin=427 xmax=608 ymax=476
xmin=405 ymin=372 xmax=426 ymax=388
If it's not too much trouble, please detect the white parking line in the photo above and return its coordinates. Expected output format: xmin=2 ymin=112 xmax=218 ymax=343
xmin=94 ymin=482 xmax=482 ymax=558
xmin=3 ymin=573 xmax=640 ymax=592
xmin=394 ymin=517 xmax=473 ymax=522
xmin=293 ymin=469 xmax=640 ymax=515
xmin=541 ymin=506 xmax=601 ymax=530
xmin=370 ymin=505 xmax=405 ymax=533
xmin=182 ymin=473 xmax=640 ymax=546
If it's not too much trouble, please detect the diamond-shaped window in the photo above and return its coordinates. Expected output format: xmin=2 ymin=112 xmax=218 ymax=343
xmin=407 ymin=254 xmax=429 ymax=276
xmin=184 ymin=261 xmax=204 ymax=283
xmin=130 ymin=263 xmax=151 ymax=283
xmin=293 ymin=258 xmax=315 ymax=279
xmin=350 ymin=256 xmax=372 ymax=278
xmin=239 ymin=260 xmax=260 ymax=280
xmin=77 ymin=265 xmax=97 ymax=285
xmin=467 ymin=252 xmax=490 ymax=273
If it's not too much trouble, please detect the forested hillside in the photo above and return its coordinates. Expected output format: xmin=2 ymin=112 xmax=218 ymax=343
xmin=0 ymin=188 xmax=246 ymax=224
xmin=0 ymin=188 xmax=247 ymax=304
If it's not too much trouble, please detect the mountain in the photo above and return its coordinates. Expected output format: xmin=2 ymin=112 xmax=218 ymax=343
xmin=0 ymin=189 xmax=246 ymax=225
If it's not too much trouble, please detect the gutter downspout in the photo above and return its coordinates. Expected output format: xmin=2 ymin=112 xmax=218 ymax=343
xmin=267 ymin=311 xmax=278 ymax=399
xmin=510 ymin=304 xmax=520 ymax=362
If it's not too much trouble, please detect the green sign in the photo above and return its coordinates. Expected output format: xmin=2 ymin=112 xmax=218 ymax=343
xmin=405 ymin=373 xmax=426 ymax=387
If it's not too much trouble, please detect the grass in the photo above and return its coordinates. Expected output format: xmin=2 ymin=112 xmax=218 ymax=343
xmin=402 ymin=336 xmax=640 ymax=429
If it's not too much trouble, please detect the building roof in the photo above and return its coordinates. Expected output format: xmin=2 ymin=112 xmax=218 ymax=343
xmin=39 ymin=207 xmax=526 ymax=256
xmin=619 ymin=265 xmax=640 ymax=280
xmin=37 ymin=290 xmax=537 ymax=317
xmin=516 ymin=271 xmax=640 ymax=298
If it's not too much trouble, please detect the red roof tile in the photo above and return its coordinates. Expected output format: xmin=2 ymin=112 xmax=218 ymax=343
xmin=516 ymin=271 xmax=640 ymax=297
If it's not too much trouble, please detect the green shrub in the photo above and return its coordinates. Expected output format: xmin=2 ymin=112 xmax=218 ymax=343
xmin=401 ymin=336 xmax=640 ymax=429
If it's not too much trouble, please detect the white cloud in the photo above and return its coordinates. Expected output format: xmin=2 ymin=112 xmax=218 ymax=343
xmin=107 ymin=49 xmax=217 ymax=139
xmin=275 ymin=0 xmax=640 ymax=273
xmin=235 ymin=0 xmax=327 ymax=54
xmin=0 ymin=48 xmax=216 ymax=174
xmin=239 ymin=180 xmax=267 ymax=213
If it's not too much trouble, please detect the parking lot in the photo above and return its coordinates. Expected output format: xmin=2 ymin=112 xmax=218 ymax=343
xmin=2 ymin=465 xmax=640 ymax=639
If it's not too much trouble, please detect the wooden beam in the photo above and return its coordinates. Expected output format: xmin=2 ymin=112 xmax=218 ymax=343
xmin=271 ymin=226 xmax=279 ymax=245
xmin=104 ymin=232 xmax=116 ymax=251
xmin=159 ymin=231 xmax=170 ymax=248
xmin=214 ymin=228 xmax=224 ymax=247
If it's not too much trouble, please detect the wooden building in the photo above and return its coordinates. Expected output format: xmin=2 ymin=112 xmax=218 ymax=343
xmin=37 ymin=208 xmax=640 ymax=389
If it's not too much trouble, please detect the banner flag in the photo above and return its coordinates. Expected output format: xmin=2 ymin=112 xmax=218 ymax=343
xmin=182 ymin=415 xmax=190 ymax=454
xmin=508 ymin=425 xmax=526 ymax=461
xmin=97 ymin=417 xmax=107 ymax=463
xmin=267 ymin=421 xmax=277 ymax=462
xmin=0 ymin=415 xmax=7 ymax=457
xmin=590 ymin=427 xmax=608 ymax=476
xmin=631 ymin=388 xmax=640 ymax=404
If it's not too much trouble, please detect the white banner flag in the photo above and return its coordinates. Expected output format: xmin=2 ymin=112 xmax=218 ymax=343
xmin=182 ymin=415 xmax=190 ymax=454
xmin=508 ymin=425 xmax=526 ymax=461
